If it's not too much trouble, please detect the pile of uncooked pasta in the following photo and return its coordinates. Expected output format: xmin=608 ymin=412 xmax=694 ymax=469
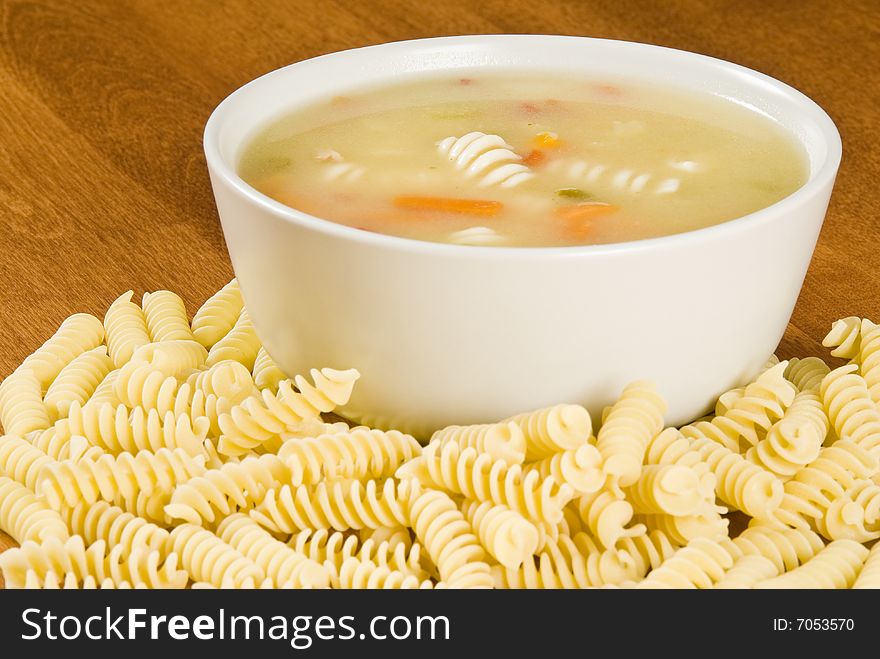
xmin=0 ymin=280 xmax=878 ymax=588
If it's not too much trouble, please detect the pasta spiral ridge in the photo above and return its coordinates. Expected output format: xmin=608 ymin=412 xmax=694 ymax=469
xmin=821 ymin=365 xmax=880 ymax=453
xmin=43 ymin=346 xmax=113 ymax=420
xmin=103 ymin=291 xmax=151 ymax=368
xmin=60 ymin=500 xmax=169 ymax=556
xmin=251 ymin=478 xmax=419 ymax=534
xmin=167 ymin=523 xmax=265 ymax=588
xmin=576 ymin=489 xmax=646 ymax=549
xmin=17 ymin=313 xmax=105 ymax=391
xmin=408 ymin=488 xmax=493 ymax=588
xmin=430 ymin=421 xmax=526 ymax=466
xmin=596 ymin=381 xmax=667 ymax=486
xmin=857 ymin=319 xmax=880 ymax=404
xmin=822 ymin=316 xmax=863 ymax=359
xmin=253 ymin=347 xmax=287 ymax=392
xmin=206 ymin=308 xmax=261 ymax=370
xmin=114 ymin=340 xmax=208 ymax=408
xmin=732 ymin=525 xmax=825 ymax=573
xmin=818 ymin=479 xmax=880 ymax=542
xmin=191 ymin=279 xmax=244 ymax=349
xmin=87 ymin=369 xmax=121 ymax=408
xmin=714 ymin=554 xmax=779 ymax=589
xmin=436 ymin=131 xmax=533 ymax=188
xmin=0 ymin=434 xmax=54 ymax=490
xmin=0 ymin=369 xmax=51 ymax=435
xmin=216 ymin=514 xmax=331 ymax=588
xmin=784 ymin=356 xmax=831 ymax=393
xmin=522 ymin=443 xmax=605 ymax=495
xmin=634 ymin=511 xmax=729 ymax=545
xmin=853 ymin=541 xmax=880 ymax=588
xmin=755 ymin=540 xmax=869 ymax=589
xmin=635 ymin=537 xmax=739 ymax=589
xmin=164 ymin=454 xmax=289 ymax=525
xmin=624 ymin=464 xmax=713 ymax=516
xmin=37 ymin=447 xmax=207 ymax=509
xmin=278 ymin=427 xmax=422 ymax=486
xmin=335 ymin=558 xmax=436 ymax=589
xmin=505 ymin=404 xmax=592 ymax=461
xmin=142 ymin=290 xmax=195 ymax=342
xmin=217 ymin=367 xmax=360 ymax=457
xmin=461 ymin=499 xmax=539 ymax=569
xmin=0 ymin=476 xmax=69 ymax=544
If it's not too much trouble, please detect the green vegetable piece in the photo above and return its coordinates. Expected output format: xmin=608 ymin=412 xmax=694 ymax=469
xmin=556 ymin=188 xmax=593 ymax=200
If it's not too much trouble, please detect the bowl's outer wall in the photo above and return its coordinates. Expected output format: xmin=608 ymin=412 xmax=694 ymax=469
xmin=205 ymin=36 xmax=840 ymax=436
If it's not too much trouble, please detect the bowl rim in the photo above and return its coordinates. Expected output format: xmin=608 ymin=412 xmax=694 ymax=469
xmin=203 ymin=34 xmax=842 ymax=260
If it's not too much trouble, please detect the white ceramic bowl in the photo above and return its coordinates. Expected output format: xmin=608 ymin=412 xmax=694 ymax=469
xmin=204 ymin=35 xmax=841 ymax=436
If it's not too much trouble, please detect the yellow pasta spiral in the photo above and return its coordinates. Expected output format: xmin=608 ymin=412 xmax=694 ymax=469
xmin=689 ymin=437 xmax=783 ymax=519
xmin=288 ymin=528 xmax=360 ymax=571
xmin=167 ymin=523 xmax=265 ymax=588
xmin=334 ymin=558 xmax=436 ymax=589
xmin=576 ymin=489 xmax=646 ymax=549
xmin=18 ymin=312 xmax=105 ymax=391
xmin=461 ymin=499 xmax=539 ymax=569
xmin=625 ymin=464 xmax=712 ymax=516
xmin=732 ymin=524 xmax=825 ymax=573
xmin=820 ymin=364 xmax=880 ymax=453
xmin=596 ymin=381 xmax=667 ymax=487
xmin=253 ymin=347 xmax=287 ymax=392
xmin=217 ymin=367 xmax=360 ymax=457
xmin=714 ymin=554 xmax=779 ymax=589
xmin=60 ymin=500 xmax=169 ymax=555
xmin=634 ymin=511 xmax=729 ymax=545
xmin=635 ymin=537 xmax=740 ymax=589
xmin=822 ymin=316 xmax=863 ymax=359
xmin=756 ymin=540 xmax=869 ymax=589
xmin=37 ymin=447 xmax=207 ymax=509
xmin=746 ymin=390 xmax=827 ymax=478
xmin=430 ymin=421 xmax=526 ymax=465
xmin=0 ymin=369 xmax=51 ymax=435
xmin=278 ymin=427 xmax=422 ymax=485
xmin=103 ymin=291 xmax=151 ymax=368
xmin=206 ymin=308 xmax=261 ymax=370
xmin=404 ymin=441 xmax=573 ymax=526
xmin=0 ymin=434 xmax=54 ymax=490
xmin=216 ymin=514 xmax=330 ymax=588
xmin=858 ymin=319 xmax=880 ymax=405
xmin=191 ymin=279 xmax=244 ymax=349
xmin=142 ymin=290 xmax=195 ymax=342
xmin=505 ymin=404 xmax=592 ymax=461
xmin=87 ymin=368 xmax=121 ymax=408
xmin=784 ymin=356 xmax=831 ymax=392
xmin=43 ymin=346 xmax=113 ymax=420
xmin=853 ymin=541 xmax=880 ymax=589
xmin=114 ymin=339 xmax=208 ymax=407
xmin=164 ymin=454 xmax=289 ymax=525
xmin=252 ymin=478 xmax=418 ymax=534
xmin=408 ymin=488 xmax=493 ymax=588
xmin=818 ymin=479 xmax=880 ymax=542
xmin=0 ymin=476 xmax=69 ymax=544
xmin=522 ymin=443 xmax=604 ymax=495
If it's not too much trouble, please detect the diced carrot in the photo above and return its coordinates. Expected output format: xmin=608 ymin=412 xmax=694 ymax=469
xmin=522 ymin=149 xmax=546 ymax=167
xmin=394 ymin=196 xmax=503 ymax=217
xmin=555 ymin=202 xmax=617 ymax=222
xmin=533 ymin=131 xmax=561 ymax=149
xmin=519 ymin=101 xmax=540 ymax=116
xmin=594 ymin=84 xmax=622 ymax=97
xmin=459 ymin=78 xmax=473 ymax=85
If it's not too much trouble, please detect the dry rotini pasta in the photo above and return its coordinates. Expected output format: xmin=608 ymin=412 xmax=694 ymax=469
xmin=167 ymin=523 xmax=264 ymax=588
xmin=820 ymin=365 xmax=880 ymax=453
xmin=59 ymin=500 xmax=169 ymax=556
xmin=461 ymin=499 xmax=539 ymax=569
xmin=504 ymin=404 xmax=592 ymax=461
xmin=853 ymin=541 xmax=880 ymax=589
xmin=576 ymin=488 xmax=645 ymax=549
xmin=0 ymin=476 xmax=69 ymax=544
xmin=253 ymin=347 xmax=287 ymax=392
xmin=0 ymin=434 xmax=54 ymax=490
xmin=755 ymin=539 xmax=869 ymax=589
xmin=430 ymin=421 xmax=526 ymax=466
xmin=822 ymin=316 xmax=863 ymax=359
xmin=17 ymin=313 xmax=105 ymax=391
xmin=206 ymin=308 xmax=261 ymax=370
xmin=521 ymin=443 xmax=604 ymax=495
xmin=714 ymin=554 xmax=779 ymax=589
xmin=103 ymin=291 xmax=151 ymax=368
xmin=191 ymin=279 xmax=244 ymax=349
xmin=42 ymin=346 xmax=113 ymax=420
xmin=0 ymin=369 xmax=52 ymax=435
xmin=635 ymin=537 xmax=740 ymax=589
xmin=784 ymin=356 xmax=831 ymax=393
xmin=857 ymin=319 xmax=880 ymax=404
xmin=142 ymin=290 xmax=196 ymax=342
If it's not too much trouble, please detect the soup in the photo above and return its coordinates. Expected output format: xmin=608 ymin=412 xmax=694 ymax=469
xmin=238 ymin=74 xmax=808 ymax=247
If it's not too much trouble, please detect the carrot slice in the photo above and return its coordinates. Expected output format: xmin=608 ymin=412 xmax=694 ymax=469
xmin=394 ymin=196 xmax=503 ymax=217
xmin=522 ymin=149 xmax=546 ymax=167
xmin=555 ymin=202 xmax=617 ymax=222
xmin=533 ymin=131 xmax=561 ymax=149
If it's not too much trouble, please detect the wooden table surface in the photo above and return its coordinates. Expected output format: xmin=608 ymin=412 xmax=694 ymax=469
xmin=1 ymin=0 xmax=878 ymax=577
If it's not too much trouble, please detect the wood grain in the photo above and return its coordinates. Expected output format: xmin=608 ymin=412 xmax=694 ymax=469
xmin=0 ymin=0 xmax=878 ymax=583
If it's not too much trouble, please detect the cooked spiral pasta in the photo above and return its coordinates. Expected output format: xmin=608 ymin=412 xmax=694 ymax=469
xmin=635 ymin=537 xmax=739 ymax=589
xmin=821 ymin=364 xmax=880 ymax=453
xmin=164 ymin=454 xmax=288 ymax=525
xmin=216 ymin=514 xmax=330 ymax=588
xmin=17 ymin=313 xmax=105 ymax=391
xmin=253 ymin=347 xmax=287 ymax=392
xmin=167 ymin=523 xmax=264 ymax=588
xmin=403 ymin=441 xmax=573 ymax=526
xmin=681 ymin=362 xmax=796 ymax=452
xmin=755 ymin=540 xmax=869 ymax=589
xmin=818 ymin=479 xmax=880 ymax=542
xmin=0 ymin=536 xmax=187 ymax=589
xmin=43 ymin=346 xmax=113 ymax=420
xmin=142 ymin=290 xmax=195 ymax=342
xmin=576 ymin=489 xmax=646 ymax=549
xmin=191 ymin=279 xmax=244 ymax=349
xmin=335 ymin=558 xmax=436 ymax=589
xmin=461 ymin=499 xmax=539 ymax=569
xmin=732 ymin=525 xmax=825 ymax=573
xmin=745 ymin=390 xmax=827 ymax=478
xmin=436 ymin=131 xmax=533 ymax=188
xmin=206 ymin=308 xmax=261 ymax=370
xmin=784 ymin=356 xmax=831 ymax=392
xmin=689 ymin=436 xmax=783 ymax=519
xmin=504 ymin=404 xmax=591 ymax=461
xmin=624 ymin=464 xmax=711 ymax=516
xmin=0 ymin=434 xmax=54 ymax=490
xmin=822 ymin=316 xmax=863 ymax=359
xmin=0 ymin=476 xmax=69 ymax=544
xmin=60 ymin=500 xmax=169 ymax=555
xmin=252 ymin=478 xmax=418 ymax=534
xmin=37 ymin=447 xmax=207 ymax=509
xmin=858 ymin=319 xmax=880 ymax=404
xmin=430 ymin=421 xmax=526 ymax=466
xmin=596 ymin=381 xmax=667 ymax=487
xmin=408 ymin=488 xmax=493 ymax=588
xmin=278 ymin=427 xmax=421 ymax=486
xmin=0 ymin=369 xmax=51 ymax=435
xmin=853 ymin=541 xmax=880 ymax=588
xmin=103 ymin=291 xmax=151 ymax=368
xmin=714 ymin=554 xmax=779 ymax=589
xmin=522 ymin=443 xmax=604 ymax=495
xmin=62 ymin=401 xmax=209 ymax=456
